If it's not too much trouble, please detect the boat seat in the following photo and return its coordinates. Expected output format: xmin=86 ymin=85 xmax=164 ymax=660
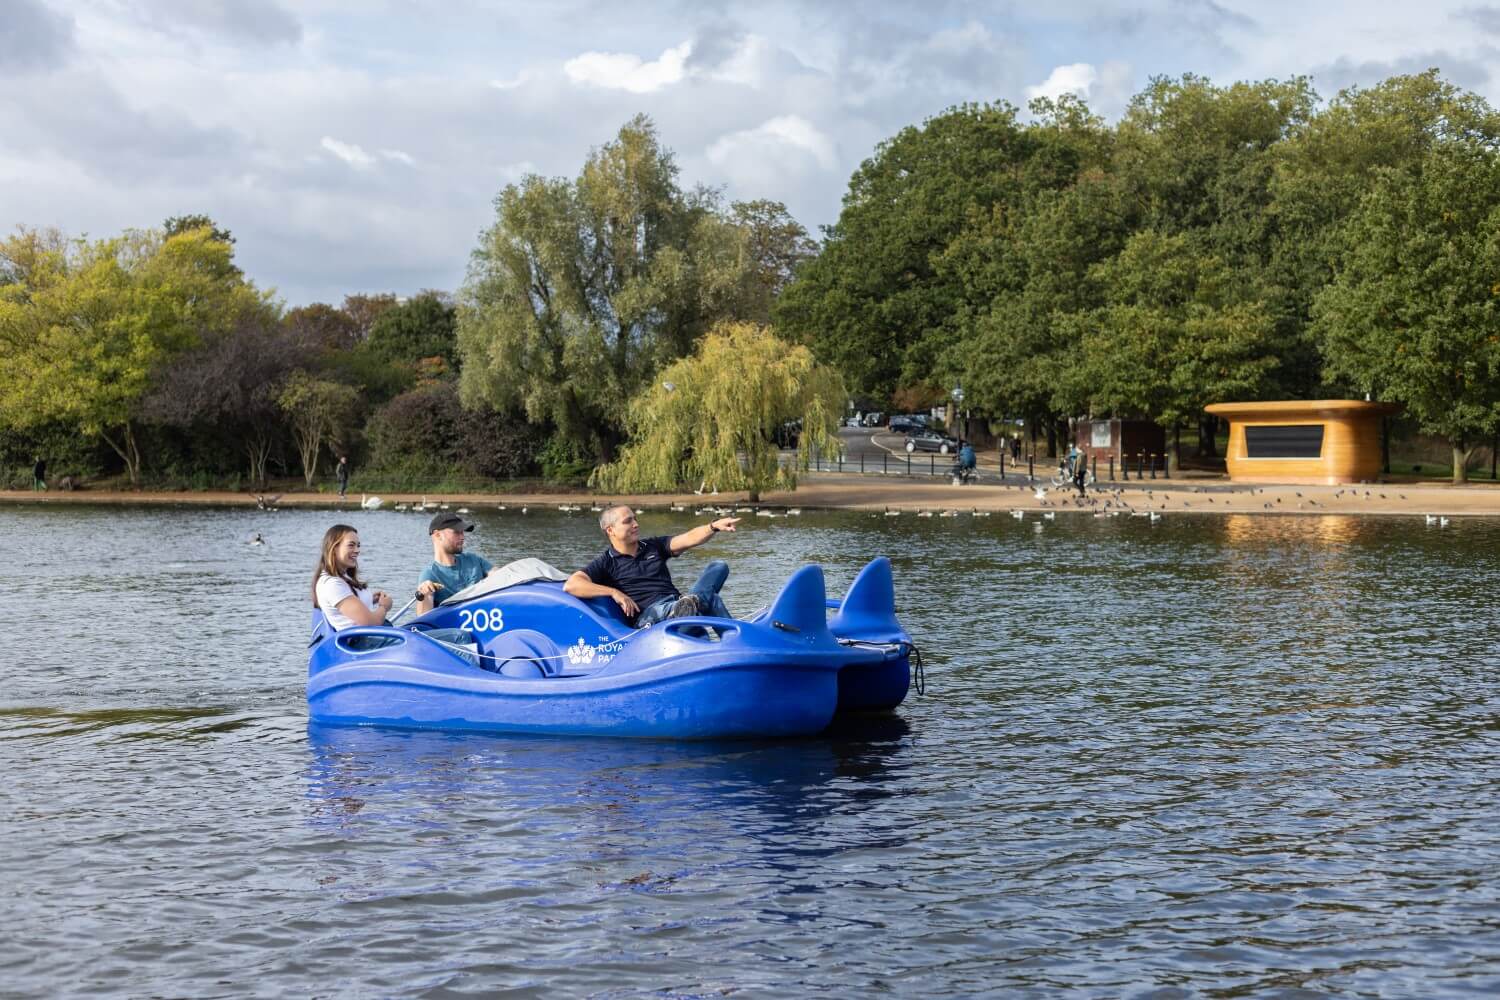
xmin=486 ymin=629 xmax=567 ymax=678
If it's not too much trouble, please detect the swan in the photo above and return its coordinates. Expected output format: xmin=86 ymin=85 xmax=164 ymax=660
xmin=1042 ymin=511 xmax=1055 ymax=520
xmin=1424 ymin=514 xmax=1438 ymax=525
xmin=1010 ymin=510 xmax=1024 ymax=520
xmin=360 ymin=494 xmax=383 ymax=510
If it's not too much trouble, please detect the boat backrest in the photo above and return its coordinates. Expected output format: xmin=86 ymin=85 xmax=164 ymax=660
xmin=487 ymin=628 xmax=567 ymax=678
xmin=309 ymin=608 xmax=332 ymax=648
xmin=827 ymin=557 xmax=905 ymax=643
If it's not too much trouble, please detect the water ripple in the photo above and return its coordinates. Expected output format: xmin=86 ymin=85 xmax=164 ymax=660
xmin=2 ymin=506 xmax=1499 ymax=996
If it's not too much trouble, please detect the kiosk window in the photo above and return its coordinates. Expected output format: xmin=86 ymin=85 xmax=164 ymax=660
xmin=1245 ymin=425 xmax=1323 ymax=459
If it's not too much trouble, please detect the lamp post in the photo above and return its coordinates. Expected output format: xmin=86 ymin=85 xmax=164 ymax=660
xmin=950 ymin=384 xmax=965 ymax=442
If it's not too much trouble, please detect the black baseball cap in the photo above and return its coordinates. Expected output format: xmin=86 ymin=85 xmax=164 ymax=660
xmin=429 ymin=512 xmax=475 ymax=533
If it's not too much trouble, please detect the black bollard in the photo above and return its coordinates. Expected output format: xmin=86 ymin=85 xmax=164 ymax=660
xmin=1109 ymin=455 xmax=1115 ymax=481
xmin=1028 ymin=454 xmax=1034 ymax=480
xmin=999 ymin=450 xmax=1005 ymax=477
xmin=1162 ymin=453 xmax=1169 ymax=479
xmin=1091 ymin=455 xmax=1097 ymax=481
xmin=1137 ymin=453 xmax=1144 ymax=479
xmin=1149 ymin=453 xmax=1156 ymax=479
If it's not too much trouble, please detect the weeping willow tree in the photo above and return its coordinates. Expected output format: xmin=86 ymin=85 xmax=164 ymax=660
xmin=593 ymin=322 xmax=845 ymax=501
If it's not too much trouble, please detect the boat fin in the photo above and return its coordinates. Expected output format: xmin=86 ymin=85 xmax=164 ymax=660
xmin=764 ymin=565 xmax=830 ymax=637
xmin=828 ymin=557 xmax=903 ymax=642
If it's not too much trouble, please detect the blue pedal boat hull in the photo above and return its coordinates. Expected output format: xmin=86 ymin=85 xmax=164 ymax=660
xmin=306 ymin=557 xmax=914 ymax=740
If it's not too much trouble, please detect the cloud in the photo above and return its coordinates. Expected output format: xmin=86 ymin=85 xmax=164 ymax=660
xmin=564 ymin=40 xmax=692 ymax=93
xmin=1025 ymin=61 xmax=1135 ymax=116
xmin=1312 ymin=51 xmax=1495 ymax=95
xmin=1460 ymin=6 xmax=1500 ymax=34
xmin=132 ymin=0 xmax=301 ymax=47
xmin=321 ymin=136 xmax=376 ymax=169
xmin=707 ymin=115 xmax=837 ymax=172
xmin=0 ymin=0 xmax=76 ymax=74
xmin=1027 ymin=63 xmax=1098 ymax=102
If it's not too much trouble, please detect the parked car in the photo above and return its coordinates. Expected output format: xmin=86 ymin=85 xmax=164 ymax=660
xmin=889 ymin=415 xmax=919 ymax=434
xmin=773 ymin=419 xmax=801 ymax=449
xmin=904 ymin=429 xmax=960 ymax=454
xmin=862 ymin=411 xmax=884 ymax=427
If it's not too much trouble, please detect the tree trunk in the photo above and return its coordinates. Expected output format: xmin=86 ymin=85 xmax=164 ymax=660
xmin=295 ymin=418 xmax=322 ymax=487
xmin=1173 ymin=424 xmax=1182 ymax=469
xmin=1381 ymin=417 xmax=1391 ymax=474
xmin=99 ymin=422 xmax=144 ymax=486
xmin=1044 ymin=421 xmax=1057 ymax=459
xmin=1197 ymin=414 xmax=1218 ymax=458
xmin=246 ymin=432 xmax=273 ymax=489
xmin=1452 ymin=443 xmax=1473 ymax=484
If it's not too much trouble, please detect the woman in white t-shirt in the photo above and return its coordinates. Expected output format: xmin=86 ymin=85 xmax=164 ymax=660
xmin=312 ymin=524 xmax=393 ymax=630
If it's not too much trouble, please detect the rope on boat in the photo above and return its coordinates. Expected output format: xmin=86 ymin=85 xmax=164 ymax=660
xmin=415 ymin=626 xmax=927 ymax=693
xmin=407 ymin=624 xmax=652 ymax=666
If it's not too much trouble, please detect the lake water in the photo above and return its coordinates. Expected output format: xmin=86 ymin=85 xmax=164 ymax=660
xmin=2 ymin=503 xmax=1499 ymax=997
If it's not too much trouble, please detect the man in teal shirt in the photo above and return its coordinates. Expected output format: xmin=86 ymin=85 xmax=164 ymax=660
xmin=415 ymin=512 xmax=500 ymax=612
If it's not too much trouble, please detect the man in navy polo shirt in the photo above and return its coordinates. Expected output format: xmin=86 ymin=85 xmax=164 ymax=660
xmin=564 ymin=505 xmax=740 ymax=626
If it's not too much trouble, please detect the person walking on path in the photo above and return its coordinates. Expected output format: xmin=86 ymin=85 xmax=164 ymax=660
xmin=336 ymin=455 xmax=349 ymax=500
xmin=32 ymin=457 xmax=46 ymax=491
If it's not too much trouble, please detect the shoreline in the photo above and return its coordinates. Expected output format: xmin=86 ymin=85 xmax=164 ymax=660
xmin=4 ymin=473 xmax=1500 ymax=516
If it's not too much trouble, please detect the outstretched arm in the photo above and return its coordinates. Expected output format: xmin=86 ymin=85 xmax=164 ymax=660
xmin=668 ymin=517 xmax=740 ymax=555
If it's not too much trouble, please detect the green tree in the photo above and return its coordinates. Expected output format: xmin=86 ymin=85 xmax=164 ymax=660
xmin=276 ymin=370 xmax=358 ymax=487
xmin=593 ymin=322 xmax=845 ymax=501
xmin=1311 ymin=142 xmax=1500 ymax=481
xmin=1272 ymin=70 xmax=1500 ymax=398
xmin=730 ymin=199 xmax=816 ymax=323
xmin=365 ymin=291 xmax=458 ymax=370
xmin=774 ymin=102 xmax=1048 ymax=401
xmin=458 ymin=115 xmax=773 ymax=461
xmin=0 ymin=226 xmax=268 ymax=484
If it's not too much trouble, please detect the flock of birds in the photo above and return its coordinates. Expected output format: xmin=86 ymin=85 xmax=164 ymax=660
xmin=244 ymin=483 xmax=1461 ymax=546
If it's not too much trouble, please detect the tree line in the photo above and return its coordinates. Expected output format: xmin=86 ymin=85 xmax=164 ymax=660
xmin=774 ymin=69 xmax=1500 ymax=482
xmin=4 ymin=71 xmax=1498 ymax=489
xmin=0 ymin=118 xmax=824 ymax=491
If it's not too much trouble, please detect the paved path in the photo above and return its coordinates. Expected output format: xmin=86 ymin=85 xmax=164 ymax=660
xmin=5 ymin=473 xmax=1498 ymax=517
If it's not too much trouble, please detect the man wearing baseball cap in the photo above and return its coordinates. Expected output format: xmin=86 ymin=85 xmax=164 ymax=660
xmin=414 ymin=511 xmax=502 ymax=614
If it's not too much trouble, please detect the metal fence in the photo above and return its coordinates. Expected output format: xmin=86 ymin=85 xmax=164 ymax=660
xmin=802 ymin=447 xmax=1171 ymax=483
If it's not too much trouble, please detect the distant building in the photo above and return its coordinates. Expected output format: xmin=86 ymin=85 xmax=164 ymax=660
xmin=1204 ymin=400 xmax=1401 ymax=484
xmin=1075 ymin=418 xmax=1167 ymax=468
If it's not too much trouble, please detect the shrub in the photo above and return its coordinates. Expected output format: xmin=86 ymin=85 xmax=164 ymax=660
xmin=367 ymin=383 xmax=543 ymax=480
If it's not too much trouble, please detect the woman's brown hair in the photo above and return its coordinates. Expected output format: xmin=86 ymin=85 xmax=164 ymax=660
xmin=311 ymin=524 xmax=368 ymax=605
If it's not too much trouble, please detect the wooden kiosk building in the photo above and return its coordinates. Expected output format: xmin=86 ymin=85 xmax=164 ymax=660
xmin=1204 ymin=400 xmax=1400 ymax=485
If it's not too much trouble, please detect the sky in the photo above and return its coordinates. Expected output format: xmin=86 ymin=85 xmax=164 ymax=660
xmin=3 ymin=0 xmax=1499 ymax=307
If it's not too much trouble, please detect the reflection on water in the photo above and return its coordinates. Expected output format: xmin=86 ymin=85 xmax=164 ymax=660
xmin=2 ymin=504 xmax=1499 ymax=996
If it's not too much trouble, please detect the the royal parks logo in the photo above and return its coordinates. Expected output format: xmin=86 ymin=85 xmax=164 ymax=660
xmin=567 ymin=636 xmax=627 ymax=666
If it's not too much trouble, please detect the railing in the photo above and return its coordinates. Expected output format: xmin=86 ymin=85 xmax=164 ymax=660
xmin=800 ymin=447 xmax=1170 ymax=482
